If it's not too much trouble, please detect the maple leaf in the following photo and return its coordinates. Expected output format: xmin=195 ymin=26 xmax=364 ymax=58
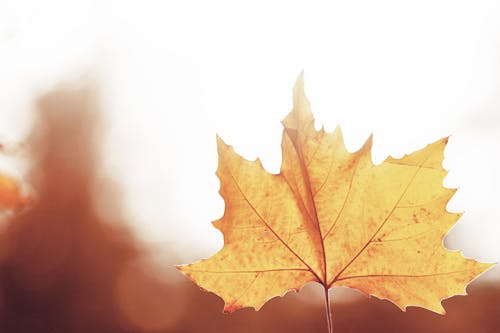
xmin=178 ymin=73 xmax=492 ymax=323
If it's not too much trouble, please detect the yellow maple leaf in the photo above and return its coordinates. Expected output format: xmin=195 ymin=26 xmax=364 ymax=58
xmin=178 ymin=73 xmax=492 ymax=324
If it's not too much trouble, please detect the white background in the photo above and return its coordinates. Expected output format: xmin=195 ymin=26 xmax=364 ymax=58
xmin=0 ymin=1 xmax=499 ymax=275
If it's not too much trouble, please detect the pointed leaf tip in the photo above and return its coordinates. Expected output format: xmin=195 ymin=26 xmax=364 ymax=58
xmin=358 ymin=133 xmax=373 ymax=154
xmin=283 ymin=71 xmax=314 ymax=131
xmin=294 ymin=71 xmax=305 ymax=92
xmin=292 ymin=71 xmax=307 ymax=106
xmin=216 ymin=134 xmax=229 ymax=150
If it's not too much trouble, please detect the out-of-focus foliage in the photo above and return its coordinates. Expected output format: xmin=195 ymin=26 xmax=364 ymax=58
xmin=0 ymin=168 xmax=26 ymax=211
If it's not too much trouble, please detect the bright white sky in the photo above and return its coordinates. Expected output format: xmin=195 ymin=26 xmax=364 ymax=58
xmin=0 ymin=1 xmax=499 ymax=273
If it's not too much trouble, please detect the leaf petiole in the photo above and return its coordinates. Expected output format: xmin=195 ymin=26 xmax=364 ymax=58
xmin=324 ymin=286 xmax=333 ymax=333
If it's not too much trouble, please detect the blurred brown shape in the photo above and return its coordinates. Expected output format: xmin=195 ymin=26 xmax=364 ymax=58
xmin=116 ymin=257 xmax=187 ymax=332
xmin=0 ymin=81 xmax=498 ymax=333
xmin=0 ymin=83 xmax=144 ymax=332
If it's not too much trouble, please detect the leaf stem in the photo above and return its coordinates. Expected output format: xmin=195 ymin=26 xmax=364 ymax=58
xmin=324 ymin=286 xmax=333 ymax=333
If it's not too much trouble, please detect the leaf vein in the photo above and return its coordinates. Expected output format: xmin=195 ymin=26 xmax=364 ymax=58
xmin=328 ymin=149 xmax=435 ymax=287
xmin=228 ymin=172 xmax=321 ymax=282
xmin=335 ymin=269 xmax=480 ymax=282
xmin=322 ymin=157 xmax=359 ymax=240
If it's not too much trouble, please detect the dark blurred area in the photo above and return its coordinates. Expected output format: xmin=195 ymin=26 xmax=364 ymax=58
xmin=0 ymin=83 xmax=498 ymax=333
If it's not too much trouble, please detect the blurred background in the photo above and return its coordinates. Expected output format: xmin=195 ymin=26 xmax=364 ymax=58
xmin=0 ymin=0 xmax=499 ymax=332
